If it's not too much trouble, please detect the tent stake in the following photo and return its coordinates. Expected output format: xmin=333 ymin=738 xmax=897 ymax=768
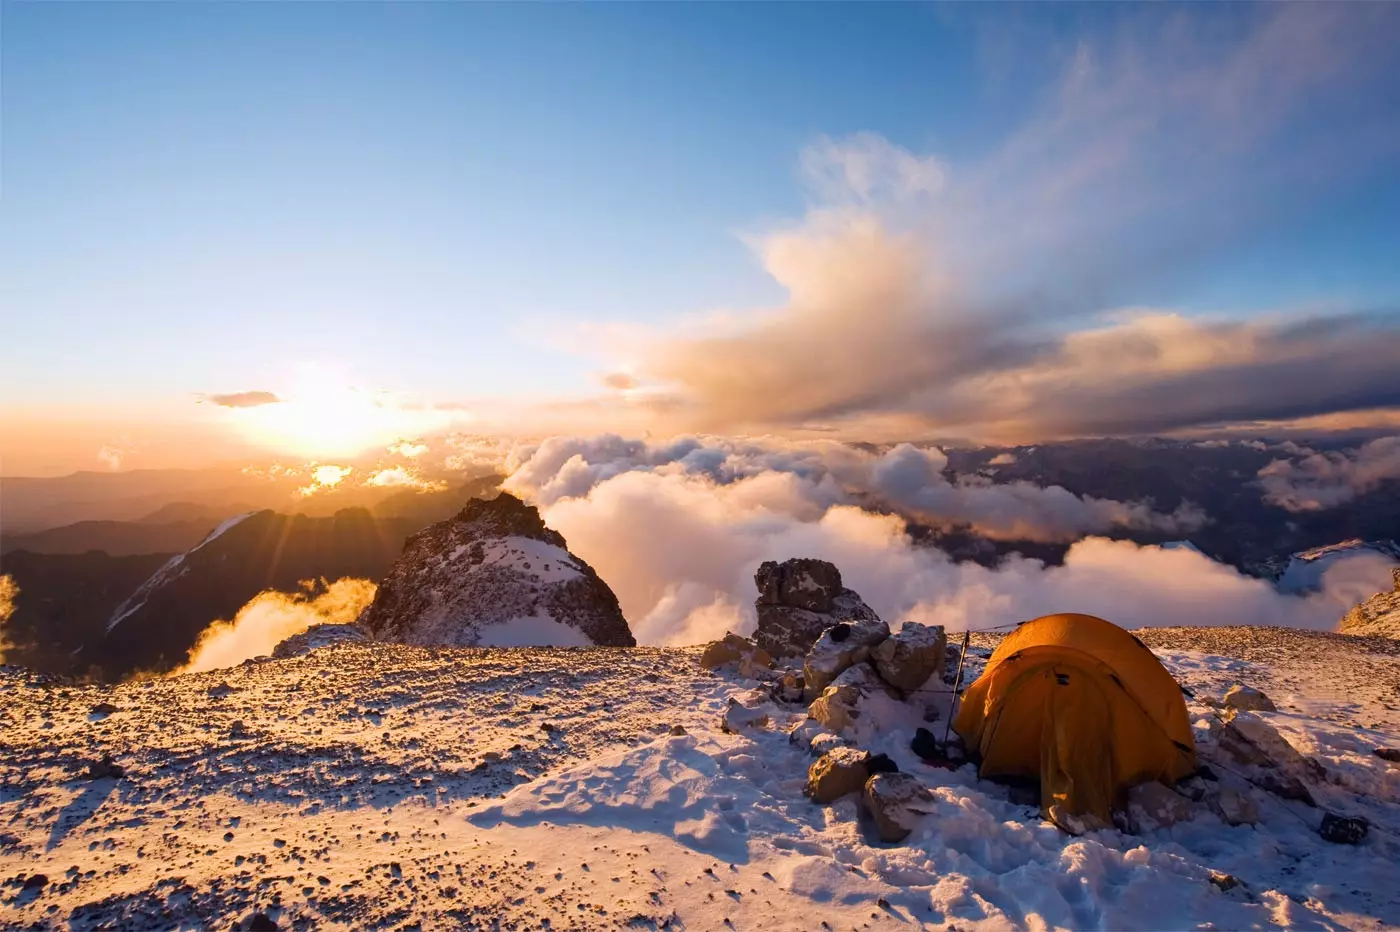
xmin=943 ymin=629 xmax=972 ymax=747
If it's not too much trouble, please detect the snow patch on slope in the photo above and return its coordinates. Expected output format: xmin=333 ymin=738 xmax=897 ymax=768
xmin=475 ymin=615 xmax=593 ymax=647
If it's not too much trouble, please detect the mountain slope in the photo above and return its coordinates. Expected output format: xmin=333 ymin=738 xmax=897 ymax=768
xmin=0 ymin=629 xmax=1397 ymax=929
xmin=359 ymin=493 xmax=635 ymax=647
xmin=86 ymin=509 xmax=421 ymax=678
xmin=0 ymin=519 xmax=218 ymax=557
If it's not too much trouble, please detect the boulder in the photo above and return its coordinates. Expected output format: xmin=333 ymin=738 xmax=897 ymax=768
xmin=753 ymin=559 xmax=883 ymax=658
xmin=805 ymin=747 xmax=872 ymax=803
xmin=721 ymin=695 xmax=770 ymax=734
xmin=807 ymin=663 xmax=897 ymax=738
xmin=699 ymin=633 xmax=774 ymax=676
xmin=1214 ymin=712 xmax=1323 ymax=805
xmin=774 ymin=672 xmax=805 ymax=704
xmin=804 ymin=619 xmax=891 ymax=700
xmin=1319 ymin=813 xmax=1369 ymax=845
xmin=1125 ymin=781 xmax=1197 ymax=832
xmin=864 ymin=772 xmax=935 ymax=843
xmin=81 ymin=753 xmax=124 ymax=781
xmin=1222 ymin=684 xmax=1276 ymax=713
xmin=870 ymin=622 xmax=946 ymax=692
xmin=1213 ymin=787 xmax=1260 ymax=826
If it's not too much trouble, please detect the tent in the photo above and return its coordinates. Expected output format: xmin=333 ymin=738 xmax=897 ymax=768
xmin=951 ymin=613 xmax=1197 ymax=832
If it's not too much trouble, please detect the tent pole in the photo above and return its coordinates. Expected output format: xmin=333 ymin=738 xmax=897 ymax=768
xmin=943 ymin=629 xmax=972 ymax=747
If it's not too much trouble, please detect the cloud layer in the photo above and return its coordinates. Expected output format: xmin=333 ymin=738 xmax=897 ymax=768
xmin=174 ymin=578 xmax=377 ymax=674
xmin=1259 ymin=436 xmax=1400 ymax=511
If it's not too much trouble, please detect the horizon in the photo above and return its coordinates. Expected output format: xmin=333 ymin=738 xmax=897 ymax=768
xmin=3 ymin=3 xmax=1400 ymax=476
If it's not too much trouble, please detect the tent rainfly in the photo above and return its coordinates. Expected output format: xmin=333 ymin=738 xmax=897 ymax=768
xmin=952 ymin=613 xmax=1198 ymax=832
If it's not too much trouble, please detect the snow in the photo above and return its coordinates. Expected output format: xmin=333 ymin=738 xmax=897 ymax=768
xmin=458 ymin=535 xmax=583 ymax=585
xmin=3 ymin=629 xmax=1399 ymax=929
xmin=103 ymin=512 xmax=255 ymax=634
xmin=1276 ymin=540 xmax=1400 ymax=594
xmin=475 ymin=614 xmax=594 ymax=647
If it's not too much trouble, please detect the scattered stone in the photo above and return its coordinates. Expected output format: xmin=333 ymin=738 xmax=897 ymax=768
xmin=80 ymin=753 xmax=124 ymax=781
xmin=804 ymin=619 xmax=891 ymax=700
xmin=21 ymin=873 xmax=48 ymax=891
xmin=540 ymin=721 xmax=559 ymax=733
xmin=804 ymin=747 xmax=872 ymax=803
xmin=1374 ymin=748 xmax=1400 ymax=763
xmin=699 ymin=633 xmax=773 ymax=675
xmin=207 ymin=682 xmax=236 ymax=699
xmin=721 ymin=698 xmax=769 ymax=734
xmin=870 ymin=622 xmax=946 ymax=692
xmin=229 ymin=720 xmax=250 ymax=739
xmin=1125 ymin=781 xmax=1197 ymax=832
xmin=90 ymin=702 xmax=119 ymax=716
xmin=669 ymin=724 xmax=688 ymax=736
xmin=1212 ymin=787 xmax=1260 ymax=826
xmin=753 ymin=558 xmax=882 ymax=658
xmin=1222 ymin=684 xmax=1276 ymax=713
xmin=865 ymin=753 xmax=899 ymax=775
xmin=272 ymin=623 xmax=369 ymax=658
xmin=910 ymin=727 xmax=940 ymax=762
xmin=774 ymin=672 xmax=805 ymax=704
xmin=1319 ymin=813 xmax=1369 ymax=845
xmin=247 ymin=912 xmax=280 ymax=931
xmin=809 ymin=733 xmax=847 ymax=758
xmin=864 ymin=772 xmax=935 ymax=843
xmin=1209 ymin=871 xmax=1242 ymax=893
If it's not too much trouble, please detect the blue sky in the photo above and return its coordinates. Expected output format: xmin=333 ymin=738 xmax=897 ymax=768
xmin=2 ymin=3 xmax=1399 ymax=473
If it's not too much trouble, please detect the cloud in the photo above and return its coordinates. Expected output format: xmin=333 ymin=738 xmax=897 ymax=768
xmin=364 ymin=465 xmax=447 ymax=492
xmin=173 ymin=577 xmax=376 ymax=675
xmin=563 ymin=6 xmax=1400 ymax=443
xmin=388 ymin=440 xmax=429 ymax=459
xmin=96 ymin=445 xmax=126 ymax=470
xmin=204 ymin=391 xmax=284 ymax=408
xmin=501 ymin=434 xmax=1200 ymax=545
xmin=296 ymin=463 xmax=354 ymax=497
xmin=528 ymin=462 xmax=1392 ymax=647
xmin=1258 ymin=436 xmax=1400 ymax=511
xmin=600 ymin=372 xmax=640 ymax=391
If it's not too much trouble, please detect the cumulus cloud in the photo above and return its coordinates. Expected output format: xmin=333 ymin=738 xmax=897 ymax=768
xmin=388 ymin=440 xmax=429 ymax=459
xmin=572 ymin=6 xmax=1400 ymax=443
xmin=203 ymin=391 xmax=284 ymax=408
xmin=365 ymin=466 xmax=447 ymax=492
xmin=1258 ymin=436 xmax=1400 ymax=511
xmin=502 ymin=435 xmax=1200 ymax=544
xmin=296 ymin=463 xmax=354 ymax=497
xmin=528 ymin=463 xmax=1392 ymax=647
xmin=96 ymin=445 xmax=126 ymax=470
xmin=174 ymin=578 xmax=376 ymax=675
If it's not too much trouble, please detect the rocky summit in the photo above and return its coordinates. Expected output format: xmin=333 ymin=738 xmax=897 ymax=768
xmin=1340 ymin=567 xmax=1400 ymax=638
xmin=752 ymin=557 xmax=882 ymax=658
xmin=357 ymin=493 xmax=636 ymax=647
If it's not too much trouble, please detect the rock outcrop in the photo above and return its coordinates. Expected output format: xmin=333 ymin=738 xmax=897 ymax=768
xmin=1222 ymin=683 xmax=1276 ymax=713
xmin=357 ymin=494 xmax=635 ymax=648
xmin=272 ymin=624 xmax=370 ymax=659
xmin=870 ymin=622 xmax=946 ymax=692
xmin=803 ymin=618 xmax=891 ymax=700
xmin=1339 ymin=567 xmax=1400 ymax=637
xmin=753 ymin=558 xmax=882 ymax=658
xmin=864 ymin=772 xmax=934 ymax=842
xmin=804 ymin=747 xmax=872 ymax=803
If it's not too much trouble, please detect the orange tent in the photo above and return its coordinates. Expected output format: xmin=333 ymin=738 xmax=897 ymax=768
xmin=952 ymin=613 xmax=1197 ymax=831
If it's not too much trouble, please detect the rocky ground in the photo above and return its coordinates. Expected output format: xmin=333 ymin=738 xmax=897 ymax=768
xmin=2 ymin=628 xmax=1399 ymax=930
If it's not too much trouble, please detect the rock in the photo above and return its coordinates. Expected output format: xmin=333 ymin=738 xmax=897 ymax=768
xmin=810 ymin=732 xmax=847 ymax=758
xmin=865 ymin=753 xmax=899 ymax=775
xmin=864 ymin=772 xmax=934 ymax=843
xmin=721 ymin=697 xmax=770 ymax=734
xmin=1374 ymin=748 xmax=1400 ymax=763
xmin=804 ymin=747 xmax=871 ymax=803
xmin=753 ymin=558 xmax=882 ymax=658
xmin=774 ymin=672 xmax=805 ymax=704
xmin=1319 ymin=813 xmax=1369 ymax=845
xmin=207 ymin=682 xmax=235 ymax=698
xmin=247 ymin=913 xmax=280 ymax=932
xmin=1213 ymin=787 xmax=1260 ymax=826
xmin=1222 ymin=684 xmax=1276 ymax=713
xmin=699 ymin=633 xmax=775 ymax=677
xmin=910 ymin=727 xmax=940 ymax=762
xmin=669 ymin=724 xmax=688 ymax=736
xmin=1214 ymin=712 xmax=1323 ymax=805
xmin=1125 ymin=781 xmax=1197 ymax=831
xmin=272 ymin=623 xmax=369 ymax=658
xmin=1339 ymin=565 xmax=1400 ymax=637
xmin=358 ymin=493 xmax=636 ymax=647
xmin=788 ymin=719 xmax=830 ymax=753
xmin=803 ymin=619 xmax=891 ymax=700
xmin=21 ymin=873 xmax=48 ymax=890
xmin=806 ymin=664 xmax=897 ymax=738
xmin=90 ymin=702 xmax=119 ymax=716
xmin=229 ymin=720 xmax=250 ymax=740
xmin=81 ymin=753 xmax=124 ymax=780
xmin=870 ymin=622 xmax=946 ymax=692
xmin=1209 ymin=871 xmax=1242 ymax=893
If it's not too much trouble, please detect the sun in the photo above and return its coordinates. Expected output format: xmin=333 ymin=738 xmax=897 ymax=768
xmin=228 ymin=368 xmax=453 ymax=460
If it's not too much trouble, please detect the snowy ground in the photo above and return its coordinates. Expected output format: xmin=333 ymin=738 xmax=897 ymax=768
xmin=2 ymin=629 xmax=1399 ymax=930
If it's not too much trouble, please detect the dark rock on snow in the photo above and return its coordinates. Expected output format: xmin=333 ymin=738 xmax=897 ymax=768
xmin=753 ymin=558 xmax=882 ymax=658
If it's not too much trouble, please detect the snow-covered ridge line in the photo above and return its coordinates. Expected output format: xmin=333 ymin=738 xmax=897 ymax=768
xmin=104 ymin=512 xmax=255 ymax=634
